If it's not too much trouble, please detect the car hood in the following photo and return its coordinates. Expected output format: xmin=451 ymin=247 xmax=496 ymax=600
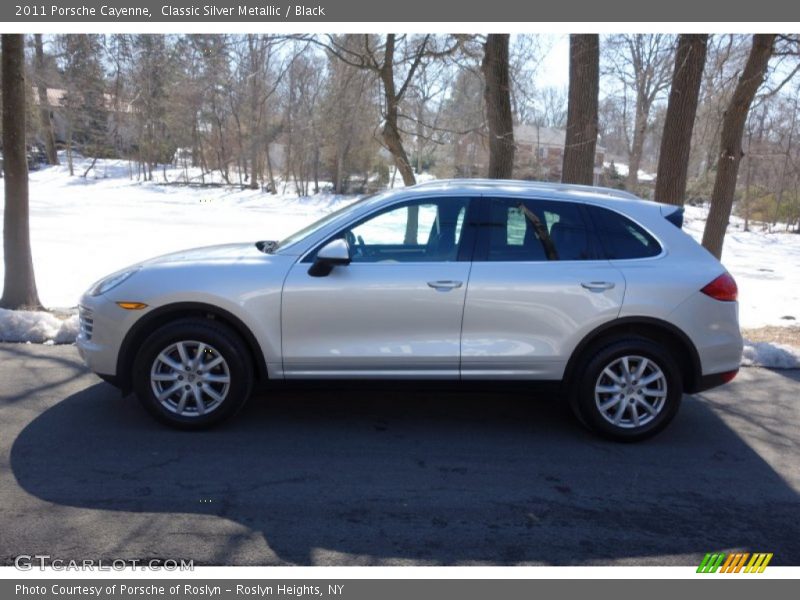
xmin=141 ymin=242 xmax=269 ymax=266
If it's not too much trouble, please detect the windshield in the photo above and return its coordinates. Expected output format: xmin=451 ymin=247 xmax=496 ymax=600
xmin=274 ymin=193 xmax=382 ymax=252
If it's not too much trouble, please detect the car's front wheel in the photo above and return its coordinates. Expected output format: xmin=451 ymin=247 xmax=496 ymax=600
xmin=132 ymin=318 xmax=254 ymax=429
xmin=571 ymin=337 xmax=682 ymax=442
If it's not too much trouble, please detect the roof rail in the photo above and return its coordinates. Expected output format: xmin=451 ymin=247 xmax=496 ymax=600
xmin=411 ymin=178 xmax=640 ymax=201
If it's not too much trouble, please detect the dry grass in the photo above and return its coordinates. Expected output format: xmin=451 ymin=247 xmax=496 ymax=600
xmin=742 ymin=325 xmax=800 ymax=346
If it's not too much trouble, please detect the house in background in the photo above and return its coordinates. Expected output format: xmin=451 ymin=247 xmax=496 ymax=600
xmin=453 ymin=124 xmax=606 ymax=184
xmin=30 ymin=86 xmax=134 ymax=152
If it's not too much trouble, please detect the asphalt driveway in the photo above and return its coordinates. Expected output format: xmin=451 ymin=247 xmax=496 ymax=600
xmin=1 ymin=343 xmax=799 ymax=566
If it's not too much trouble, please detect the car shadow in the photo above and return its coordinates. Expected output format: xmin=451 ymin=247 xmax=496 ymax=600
xmin=10 ymin=378 xmax=800 ymax=565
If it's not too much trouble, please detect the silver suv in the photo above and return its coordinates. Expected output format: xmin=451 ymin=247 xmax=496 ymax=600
xmin=77 ymin=180 xmax=742 ymax=440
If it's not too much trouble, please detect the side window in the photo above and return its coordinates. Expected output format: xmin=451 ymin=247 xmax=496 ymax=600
xmin=344 ymin=198 xmax=469 ymax=263
xmin=586 ymin=205 xmax=661 ymax=259
xmin=486 ymin=198 xmax=594 ymax=261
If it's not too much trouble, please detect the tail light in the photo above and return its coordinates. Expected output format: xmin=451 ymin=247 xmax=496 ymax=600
xmin=701 ymin=272 xmax=738 ymax=302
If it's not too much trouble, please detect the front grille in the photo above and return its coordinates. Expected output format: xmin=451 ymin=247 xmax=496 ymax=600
xmin=79 ymin=306 xmax=94 ymax=340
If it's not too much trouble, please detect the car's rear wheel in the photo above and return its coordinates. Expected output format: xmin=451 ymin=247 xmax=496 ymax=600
xmin=571 ymin=337 xmax=682 ymax=442
xmin=132 ymin=319 xmax=253 ymax=429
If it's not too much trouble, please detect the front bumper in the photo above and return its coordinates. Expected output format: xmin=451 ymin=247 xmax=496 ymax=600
xmin=75 ymin=294 xmax=129 ymax=377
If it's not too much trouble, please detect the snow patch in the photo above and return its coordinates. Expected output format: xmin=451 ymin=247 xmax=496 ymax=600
xmin=741 ymin=339 xmax=800 ymax=369
xmin=0 ymin=308 xmax=79 ymax=344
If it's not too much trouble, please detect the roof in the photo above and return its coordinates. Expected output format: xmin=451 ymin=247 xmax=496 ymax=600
xmin=513 ymin=124 xmax=606 ymax=153
xmin=514 ymin=125 xmax=565 ymax=147
xmin=30 ymin=87 xmax=132 ymax=112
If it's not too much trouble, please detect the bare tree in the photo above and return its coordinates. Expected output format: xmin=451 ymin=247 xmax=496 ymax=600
xmin=605 ymin=34 xmax=674 ymax=189
xmin=321 ymin=35 xmax=460 ymax=186
xmin=59 ymin=34 xmax=109 ymax=176
xmin=690 ymin=35 xmax=749 ymax=183
xmin=1 ymin=34 xmax=43 ymax=310
xmin=655 ymin=34 xmax=708 ymax=205
xmin=562 ymin=34 xmax=599 ymax=185
xmin=321 ymin=35 xmax=380 ymax=193
xmin=322 ymin=34 xmax=457 ymax=241
xmin=240 ymin=35 xmax=292 ymax=190
xmin=482 ymin=34 xmax=515 ymax=179
xmin=770 ymin=94 xmax=798 ymax=229
xmin=33 ymin=34 xmax=58 ymax=165
xmin=533 ymin=87 xmax=568 ymax=128
xmin=702 ymin=34 xmax=776 ymax=259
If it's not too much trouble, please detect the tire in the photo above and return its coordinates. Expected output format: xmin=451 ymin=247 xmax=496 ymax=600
xmin=570 ymin=337 xmax=682 ymax=442
xmin=132 ymin=318 xmax=254 ymax=429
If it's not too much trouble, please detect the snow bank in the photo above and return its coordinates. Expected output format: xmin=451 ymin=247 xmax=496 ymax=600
xmin=682 ymin=205 xmax=800 ymax=329
xmin=741 ymin=339 xmax=800 ymax=369
xmin=0 ymin=308 xmax=79 ymax=344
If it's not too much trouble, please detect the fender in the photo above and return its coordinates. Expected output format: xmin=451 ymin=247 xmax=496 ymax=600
xmin=115 ymin=302 xmax=269 ymax=391
xmin=562 ymin=316 xmax=703 ymax=393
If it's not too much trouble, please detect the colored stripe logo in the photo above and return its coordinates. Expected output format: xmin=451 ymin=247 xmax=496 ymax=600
xmin=697 ymin=552 xmax=773 ymax=573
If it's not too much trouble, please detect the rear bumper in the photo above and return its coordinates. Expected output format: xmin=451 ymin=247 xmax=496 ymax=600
xmin=692 ymin=369 xmax=739 ymax=393
xmin=668 ymin=292 xmax=743 ymax=384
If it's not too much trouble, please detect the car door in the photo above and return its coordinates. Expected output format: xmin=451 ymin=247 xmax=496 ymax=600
xmin=460 ymin=196 xmax=625 ymax=380
xmin=281 ymin=197 xmax=477 ymax=378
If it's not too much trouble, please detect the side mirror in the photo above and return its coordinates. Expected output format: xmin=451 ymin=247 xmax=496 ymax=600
xmin=308 ymin=238 xmax=351 ymax=277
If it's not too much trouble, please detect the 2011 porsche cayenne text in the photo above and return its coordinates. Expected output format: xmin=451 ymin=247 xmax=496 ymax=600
xmin=77 ymin=180 xmax=743 ymax=441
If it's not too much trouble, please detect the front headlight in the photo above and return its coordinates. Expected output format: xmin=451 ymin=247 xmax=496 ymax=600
xmin=89 ymin=268 xmax=140 ymax=297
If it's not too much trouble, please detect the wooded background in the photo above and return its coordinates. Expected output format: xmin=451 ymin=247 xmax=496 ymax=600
xmin=2 ymin=33 xmax=800 ymax=308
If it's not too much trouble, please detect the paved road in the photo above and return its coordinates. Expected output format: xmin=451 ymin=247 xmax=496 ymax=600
xmin=1 ymin=343 xmax=799 ymax=566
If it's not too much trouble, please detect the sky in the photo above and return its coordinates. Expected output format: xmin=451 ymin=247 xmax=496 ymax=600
xmin=535 ymin=34 xmax=570 ymax=90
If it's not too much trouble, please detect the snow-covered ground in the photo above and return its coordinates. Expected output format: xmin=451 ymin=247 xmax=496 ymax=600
xmin=682 ymin=206 xmax=800 ymax=330
xmin=7 ymin=157 xmax=361 ymax=309
xmin=1 ymin=157 xmax=799 ymax=369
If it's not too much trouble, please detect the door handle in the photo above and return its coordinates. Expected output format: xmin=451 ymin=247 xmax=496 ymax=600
xmin=427 ymin=280 xmax=463 ymax=291
xmin=581 ymin=281 xmax=615 ymax=291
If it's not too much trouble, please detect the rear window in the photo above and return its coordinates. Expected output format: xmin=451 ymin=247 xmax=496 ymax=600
xmin=586 ymin=205 xmax=661 ymax=260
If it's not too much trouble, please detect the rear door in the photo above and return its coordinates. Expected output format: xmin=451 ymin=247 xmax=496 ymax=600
xmin=460 ymin=196 xmax=625 ymax=380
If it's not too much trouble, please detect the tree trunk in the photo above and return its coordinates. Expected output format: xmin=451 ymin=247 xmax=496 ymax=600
xmin=379 ymin=36 xmax=417 ymax=188
xmin=482 ymin=34 xmax=515 ymax=179
xmin=702 ymin=34 xmax=775 ymax=259
xmin=248 ymin=43 xmax=262 ymax=190
xmin=66 ymin=127 xmax=74 ymax=176
xmin=265 ymin=144 xmax=277 ymax=194
xmin=562 ymin=34 xmax=599 ymax=185
xmin=742 ymin=129 xmax=753 ymax=232
xmin=382 ymin=109 xmax=416 ymax=187
xmin=772 ymin=102 xmax=797 ymax=229
xmin=1 ymin=35 xmax=43 ymax=310
xmin=655 ymin=34 xmax=708 ymax=206
xmin=33 ymin=34 xmax=58 ymax=166
xmin=377 ymin=35 xmax=418 ymax=243
xmin=626 ymin=99 xmax=649 ymax=190
xmin=249 ymin=137 xmax=260 ymax=190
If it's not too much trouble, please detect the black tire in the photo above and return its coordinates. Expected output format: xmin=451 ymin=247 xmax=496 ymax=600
xmin=132 ymin=318 xmax=254 ymax=429
xmin=569 ymin=337 xmax=682 ymax=442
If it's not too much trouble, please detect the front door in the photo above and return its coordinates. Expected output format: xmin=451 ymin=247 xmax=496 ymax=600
xmin=281 ymin=197 xmax=475 ymax=378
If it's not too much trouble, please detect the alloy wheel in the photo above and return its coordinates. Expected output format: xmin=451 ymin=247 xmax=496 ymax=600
xmin=150 ymin=340 xmax=231 ymax=417
xmin=593 ymin=355 xmax=668 ymax=429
